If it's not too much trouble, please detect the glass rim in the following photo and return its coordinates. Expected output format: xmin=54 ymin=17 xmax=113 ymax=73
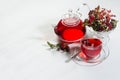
xmin=81 ymin=38 xmax=102 ymax=50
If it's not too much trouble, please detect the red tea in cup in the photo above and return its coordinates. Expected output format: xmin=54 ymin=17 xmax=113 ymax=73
xmin=80 ymin=38 xmax=102 ymax=59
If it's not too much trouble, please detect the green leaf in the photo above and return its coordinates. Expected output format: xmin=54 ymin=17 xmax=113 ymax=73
xmin=47 ymin=41 xmax=56 ymax=49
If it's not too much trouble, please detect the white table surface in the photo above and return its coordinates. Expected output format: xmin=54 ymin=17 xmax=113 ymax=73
xmin=0 ymin=0 xmax=120 ymax=80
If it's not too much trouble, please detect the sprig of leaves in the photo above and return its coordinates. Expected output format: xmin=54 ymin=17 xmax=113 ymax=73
xmin=47 ymin=41 xmax=70 ymax=52
xmin=47 ymin=41 xmax=60 ymax=50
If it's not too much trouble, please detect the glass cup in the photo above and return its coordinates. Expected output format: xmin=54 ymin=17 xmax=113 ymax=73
xmin=80 ymin=38 xmax=102 ymax=60
xmin=73 ymin=37 xmax=110 ymax=66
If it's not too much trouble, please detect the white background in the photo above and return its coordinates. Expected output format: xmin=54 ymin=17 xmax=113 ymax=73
xmin=0 ymin=0 xmax=120 ymax=80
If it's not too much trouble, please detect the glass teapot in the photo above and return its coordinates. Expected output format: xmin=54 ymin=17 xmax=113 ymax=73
xmin=54 ymin=10 xmax=86 ymax=50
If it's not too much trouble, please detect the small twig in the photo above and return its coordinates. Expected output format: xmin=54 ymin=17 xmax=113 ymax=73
xmin=83 ymin=3 xmax=91 ymax=11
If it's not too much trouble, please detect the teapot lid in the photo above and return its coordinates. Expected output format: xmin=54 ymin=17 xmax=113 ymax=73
xmin=62 ymin=10 xmax=81 ymax=26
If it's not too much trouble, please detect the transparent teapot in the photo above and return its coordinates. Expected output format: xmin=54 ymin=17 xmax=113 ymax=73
xmin=54 ymin=10 xmax=86 ymax=50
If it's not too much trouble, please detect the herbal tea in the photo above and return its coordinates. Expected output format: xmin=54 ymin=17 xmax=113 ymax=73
xmin=80 ymin=38 xmax=102 ymax=59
